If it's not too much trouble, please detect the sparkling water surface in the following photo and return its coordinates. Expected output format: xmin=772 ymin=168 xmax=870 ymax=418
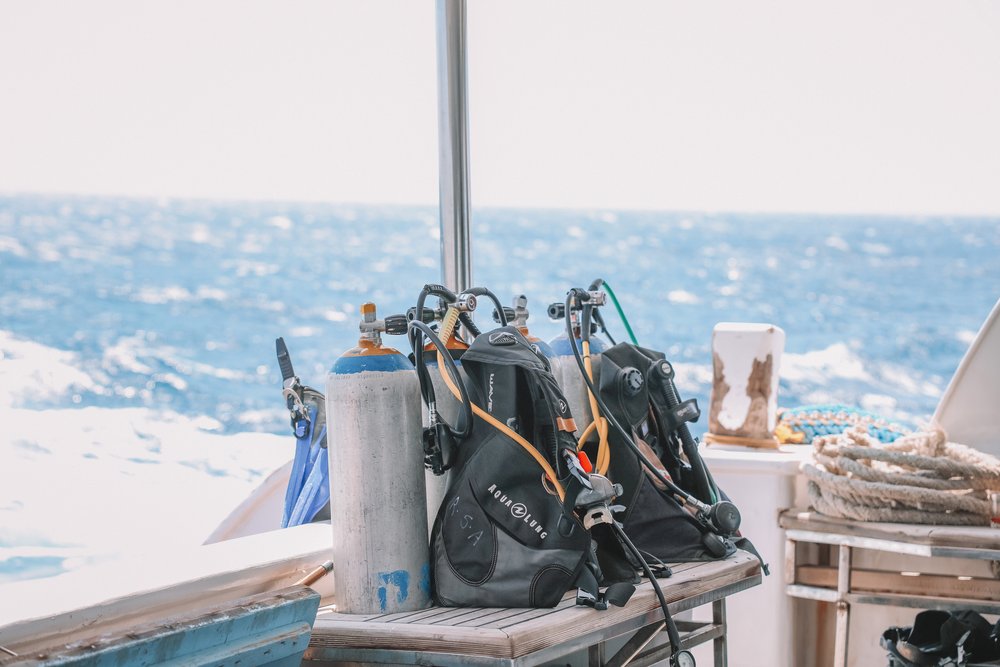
xmin=1 ymin=194 xmax=997 ymax=584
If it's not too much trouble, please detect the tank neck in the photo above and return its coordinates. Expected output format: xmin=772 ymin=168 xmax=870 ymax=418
xmin=358 ymin=302 xmax=383 ymax=347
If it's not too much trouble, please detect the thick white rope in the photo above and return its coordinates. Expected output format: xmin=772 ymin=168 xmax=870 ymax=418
xmin=800 ymin=424 xmax=1000 ymax=525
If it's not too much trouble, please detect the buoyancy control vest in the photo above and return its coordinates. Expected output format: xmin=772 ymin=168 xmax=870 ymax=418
xmin=558 ymin=285 xmax=768 ymax=573
xmin=428 ymin=324 xmax=598 ymax=607
xmin=596 ymin=343 xmax=739 ymax=562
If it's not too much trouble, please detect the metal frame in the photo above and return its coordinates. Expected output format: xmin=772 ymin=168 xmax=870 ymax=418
xmin=784 ymin=527 xmax=1000 ymax=667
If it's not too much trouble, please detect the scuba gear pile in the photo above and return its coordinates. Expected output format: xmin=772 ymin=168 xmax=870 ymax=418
xmin=409 ymin=284 xmax=695 ymax=667
xmin=561 ymin=280 xmax=767 ymax=568
xmin=326 ymin=302 xmax=431 ymax=614
xmin=272 ymin=280 xmax=758 ymax=666
xmin=275 ymin=337 xmax=330 ymax=528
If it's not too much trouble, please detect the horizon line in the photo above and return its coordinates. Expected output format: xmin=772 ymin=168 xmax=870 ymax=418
xmin=2 ymin=188 xmax=999 ymax=221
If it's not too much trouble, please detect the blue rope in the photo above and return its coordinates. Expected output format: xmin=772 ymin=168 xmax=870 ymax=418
xmin=779 ymin=403 xmax=913 ymax=444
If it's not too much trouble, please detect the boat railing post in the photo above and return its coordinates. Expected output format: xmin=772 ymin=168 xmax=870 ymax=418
xmin=436 ymin=0 xmax=472 ymax=294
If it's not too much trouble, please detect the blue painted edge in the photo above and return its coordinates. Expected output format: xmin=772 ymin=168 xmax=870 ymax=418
xmin=34 ymin=587 xmax=320 ymax=666
xmin=330 ymin=353 xmax=414 ymax=374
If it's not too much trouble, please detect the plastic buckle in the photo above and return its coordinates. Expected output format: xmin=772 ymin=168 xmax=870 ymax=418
xmin=575 ymin=588 xmax=609 ymax=611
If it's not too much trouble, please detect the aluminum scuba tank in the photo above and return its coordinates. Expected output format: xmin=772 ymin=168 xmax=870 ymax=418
xmin=547 ymin=303 xmax=607 ymax=437
xmin=326 ymin=302 xmax=430 ymax=614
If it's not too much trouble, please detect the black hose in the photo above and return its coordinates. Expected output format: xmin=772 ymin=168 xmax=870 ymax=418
xmin=412 ymin=283 xmax=479 ymax=344
xmin=464 ymin=287 xmax=508 ymax=327
xmin=611 ymin=521 xmax=683 ymax=656
xmin=409 ymin=319 xmax=473 ymax=440
xmin=652 ymin=366 xmax=716 ymax=504
xmin=592 ymin=308 xmax=616 ymax=346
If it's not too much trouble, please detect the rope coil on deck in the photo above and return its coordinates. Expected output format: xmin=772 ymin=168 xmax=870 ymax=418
xmin=801 ymin=425 xmax=1000 ymax=526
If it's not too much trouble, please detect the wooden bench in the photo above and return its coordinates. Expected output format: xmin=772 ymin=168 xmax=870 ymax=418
xmin=779 ymin=508 xmax=1000 ymax=667
xmin=303 ymin=549 xmax=761 ymax=667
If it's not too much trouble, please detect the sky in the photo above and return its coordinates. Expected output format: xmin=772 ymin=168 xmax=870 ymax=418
xmin=1 ymin=0 xmax=999 ymax=216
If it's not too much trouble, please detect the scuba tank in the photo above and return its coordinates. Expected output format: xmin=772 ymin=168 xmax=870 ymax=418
xmin=548 ymin=297 xmax=608 ymax=437
xmin=408 ymin=287 xmax=471 ymax=535
xmin=326 ymin=302 xmax=430 ymax=614
xmin=494 ymin=294 xmax=557 ymax=362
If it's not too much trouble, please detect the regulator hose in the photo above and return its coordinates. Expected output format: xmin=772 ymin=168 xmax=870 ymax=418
xmin=409 ymin=319 xmax=473 ymax=441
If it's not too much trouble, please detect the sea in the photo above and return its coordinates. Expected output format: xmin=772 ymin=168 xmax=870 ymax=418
xmin=1 ymin=194 xmax=998 ymax=585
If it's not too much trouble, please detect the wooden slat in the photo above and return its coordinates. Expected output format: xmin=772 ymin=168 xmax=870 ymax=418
xmin=310 ymin=618 xmax=515 ymax=658
xmin=385 ymin=606 xmax=469 ymax=624
xmin=309 ymin=550 xmax=761 ymax=661
xmin=502 ymin=552 xmax=760 ymax=658
xmin=453 ymin=607 xmax=547 ymax=628
xmin=663 ymin=561 xmax=704 ymax=575
xmin=795 ymin=565 xmax=1000 ymax=602
xmin=778 ymin=508 xmax=1000 ymax=549
xmin=426 ymin=607 xmax=502 ymax=625
xmin=495 ymin=605 xmax=570 ymax=629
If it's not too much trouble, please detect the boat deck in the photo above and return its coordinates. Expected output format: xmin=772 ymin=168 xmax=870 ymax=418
xmin=304 ymin=549 xmax=761 ymax=666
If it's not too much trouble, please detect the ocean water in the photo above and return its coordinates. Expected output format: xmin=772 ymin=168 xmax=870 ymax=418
xmin=1 ymin=194 xmax=998 ymax=585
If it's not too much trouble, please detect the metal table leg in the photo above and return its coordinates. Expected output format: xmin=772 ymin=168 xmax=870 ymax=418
xmin=833 ymin=544 xmax=852 ymax=667
xmin=589 ymin=641 xmax=606 ymax=667
xmin=713 ymin=599 xmax=727 ymax=667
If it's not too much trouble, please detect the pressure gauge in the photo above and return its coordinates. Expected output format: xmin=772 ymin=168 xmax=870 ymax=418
xmin=674 ymin=650 xmax=696 ymax=667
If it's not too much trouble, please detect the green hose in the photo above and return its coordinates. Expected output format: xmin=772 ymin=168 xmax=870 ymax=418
xmin=601 ymin=280 xmax=638 ymax=345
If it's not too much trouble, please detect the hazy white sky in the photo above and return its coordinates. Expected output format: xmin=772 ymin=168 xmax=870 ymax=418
xmin=1 ymin=1 xmax=999 ymax=215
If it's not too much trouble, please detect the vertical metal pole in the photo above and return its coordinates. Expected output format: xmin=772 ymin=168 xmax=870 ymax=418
xmin=833 ymin=544 xmax=851 ymax=667
xmin=436 ymin=0 xmax=472 ymax=293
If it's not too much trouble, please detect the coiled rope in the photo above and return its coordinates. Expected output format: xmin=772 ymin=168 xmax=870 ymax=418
xmin=801 ymin=425 xmax=1000 ymax=526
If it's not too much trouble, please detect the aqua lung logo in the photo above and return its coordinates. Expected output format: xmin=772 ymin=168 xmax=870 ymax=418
xmin=487 ymin=484 xmax=548 ymax=539
xmin=489 ymin=331 xmax=517 ymax=346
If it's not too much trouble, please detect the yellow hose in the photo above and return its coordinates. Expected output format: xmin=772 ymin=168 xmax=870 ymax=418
xmin=438 ymin=307 xmax=461 ymax=346
xmin=435 ymin=308 xmax=565 ymax=500
xmin=579 ymin=339 xmax=611 ymax=475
